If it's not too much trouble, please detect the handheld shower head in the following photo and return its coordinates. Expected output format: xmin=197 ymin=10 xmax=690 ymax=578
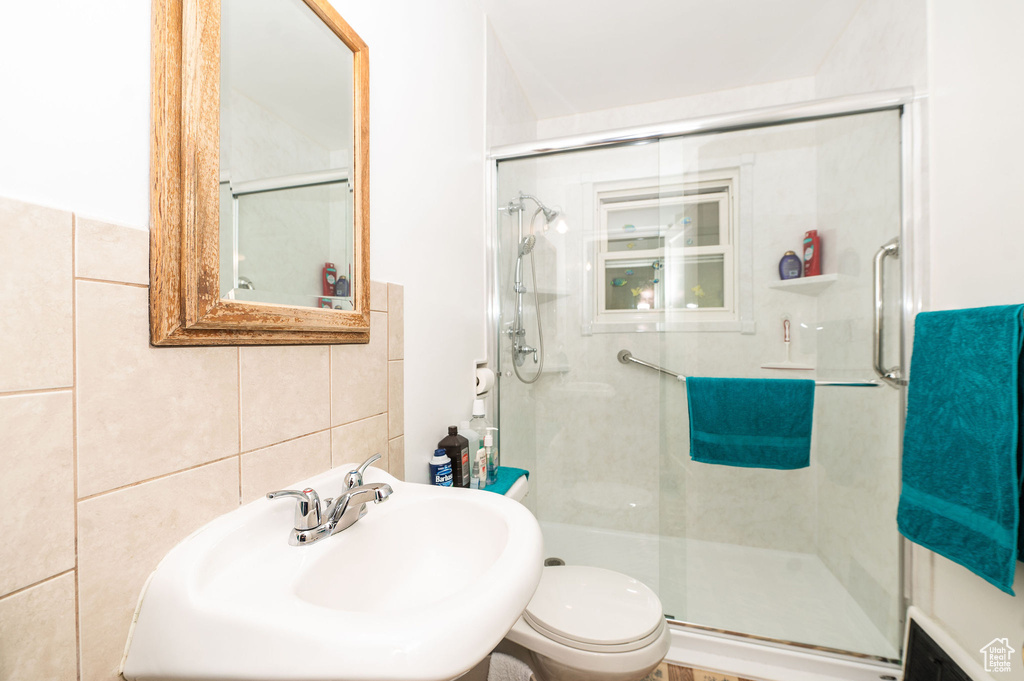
xmin=519 ymin=234 xmax=537 ymax=256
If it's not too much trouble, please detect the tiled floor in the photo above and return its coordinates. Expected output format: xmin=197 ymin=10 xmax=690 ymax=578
xmin=541 ymin=520 xmax=899 ymax=659
xmin=644 ymin=662 xmax=755 ymax=681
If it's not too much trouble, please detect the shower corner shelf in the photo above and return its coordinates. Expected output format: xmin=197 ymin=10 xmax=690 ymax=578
xmin=768 ymin=273 xmax=839 ymax=296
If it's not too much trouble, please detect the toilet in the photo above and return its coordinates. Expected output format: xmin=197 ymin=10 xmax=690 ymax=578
xmin=498 ymin=565 xmax=670 ymax=681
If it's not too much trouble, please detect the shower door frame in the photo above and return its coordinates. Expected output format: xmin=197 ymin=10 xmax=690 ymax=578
xmin=486 ymin=88 xmax=928 ymax=670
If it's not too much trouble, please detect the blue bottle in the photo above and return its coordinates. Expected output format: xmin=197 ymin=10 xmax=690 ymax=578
xmin=429 ymin=448 xmax=453 ymax=487
xmin=779 ymin=251 xmax=802 ymax=280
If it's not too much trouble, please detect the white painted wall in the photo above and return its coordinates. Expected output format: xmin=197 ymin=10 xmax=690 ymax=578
xmin=486 ymin=21 xmax=537 ymax=148
xmin=0 ymin=1 xmax=151 ymax=228
xmin=327 ymin=0 xmax=488 ymax=481
xmin=0 ymin=0 xmax=490 ymax=484
xmin=924 ymin=1 xmax=1024 ymax=675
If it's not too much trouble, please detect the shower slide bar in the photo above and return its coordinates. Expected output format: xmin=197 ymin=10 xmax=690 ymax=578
xmin=616 ymin=350 xmax=882 ymax=387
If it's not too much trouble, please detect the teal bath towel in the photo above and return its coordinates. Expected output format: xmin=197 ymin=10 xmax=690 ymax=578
xmin=897 ymin=305 xmax=1024 ymax=595
xmin=686 ymin=377 xmax=815 ymax=470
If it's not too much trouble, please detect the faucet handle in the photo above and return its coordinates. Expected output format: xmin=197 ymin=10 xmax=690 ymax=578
xmin=266 ymin=488 xmax=322 ymax=530
xmin=344 ymin=453 xmax=382 ymax=489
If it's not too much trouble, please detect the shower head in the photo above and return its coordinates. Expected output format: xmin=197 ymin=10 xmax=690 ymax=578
xmin=518 ymin=234 xmax=536 ymax=256
xmin=507 ymin=192 xmax=561 ymax=226
xmin=538 ymin=205 xmax=560 ymax=224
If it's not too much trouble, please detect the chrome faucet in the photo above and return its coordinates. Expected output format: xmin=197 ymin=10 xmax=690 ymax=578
xmin=267 ymin=454 xmax=393 ymax=546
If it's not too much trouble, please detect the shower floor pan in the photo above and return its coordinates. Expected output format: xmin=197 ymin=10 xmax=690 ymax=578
xmin=539 ymin=521 xmax=900 ymax=671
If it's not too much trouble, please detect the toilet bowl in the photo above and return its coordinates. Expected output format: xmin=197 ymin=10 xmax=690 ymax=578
xmin=501 ymin=565 xmax=670 ymax=681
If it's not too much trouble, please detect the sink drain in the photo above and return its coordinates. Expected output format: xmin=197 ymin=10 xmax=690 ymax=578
xmin=544 ymin=557 xmax=565 ymax=567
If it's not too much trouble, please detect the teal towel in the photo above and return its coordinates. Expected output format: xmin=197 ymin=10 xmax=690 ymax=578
xmin=897 ymin=305 xmax=1024 ymax=595
xmin=483 ymin=466 xmax=529 ymax=496
xmin=686 ymin=377 xmax=815 ymax=470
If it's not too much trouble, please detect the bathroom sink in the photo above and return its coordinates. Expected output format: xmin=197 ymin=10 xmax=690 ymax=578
xmin=121 ymin=466 xmax=544 ymax=681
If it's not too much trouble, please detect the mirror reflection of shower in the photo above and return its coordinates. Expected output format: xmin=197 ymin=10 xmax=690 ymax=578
xmin=500 ymin=192 xmax=561 ymax=384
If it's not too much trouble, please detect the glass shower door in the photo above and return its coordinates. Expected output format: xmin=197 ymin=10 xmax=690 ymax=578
xmin=655 ymin=109 xmax=903 ymax=658
xmin=494 ymin=106 xmax=905 ymax=661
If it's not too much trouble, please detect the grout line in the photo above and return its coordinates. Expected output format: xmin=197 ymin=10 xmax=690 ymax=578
xmin=0 ymin=386 xmax=73 ymax=398
xmin=71 ymin=212 xmax=82 ymax=681
xmin=76 ymin=453 xmax=241 ymax=503
xmin=239 ymin=426 xmax=335 ymax=457
xmin=0 ymin=569 xmax=77 ymax=603
xmin=237 ymin=347 xmax=242 ymax=505
xmin=73 ymin=276 xmax=148 ymax=289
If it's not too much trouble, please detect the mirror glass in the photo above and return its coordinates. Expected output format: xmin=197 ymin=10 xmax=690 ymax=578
xmin=219 ymin=0 xmax=355 ymax=310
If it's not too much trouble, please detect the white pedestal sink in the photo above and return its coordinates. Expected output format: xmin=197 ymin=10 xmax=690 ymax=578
xmin=121 ymin=465 xmax=543 ymax=681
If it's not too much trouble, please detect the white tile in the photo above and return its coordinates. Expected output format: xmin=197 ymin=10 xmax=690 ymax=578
xmin=241 ymin=431 xmax=331 ymax=503
xmin=76 ymin=281 xmax=239 ymax=496
xmin=0 ymin=196 xmax=73 ymax=392
xmin=75 ymin=217 xmax=149 ymax=285
xmin=331 ymin=312 xmax=387 ymax=425
xmin=0 ymin=392 xmax=75 ymax=596
xmin=78 ymin=459 xmax=239 ymax=681
xmin=0 ymin=573 xmax=77 ymax=681
xmin=240 ymin=345 xmax=330 ymax=451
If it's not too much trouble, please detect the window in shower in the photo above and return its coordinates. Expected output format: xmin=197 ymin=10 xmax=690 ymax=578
xmin=592 ymin=172 xmax=737 ymax=329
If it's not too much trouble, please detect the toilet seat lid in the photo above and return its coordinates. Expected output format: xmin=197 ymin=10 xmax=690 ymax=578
xmin=523 ymin=566 xmax=663 ymax=649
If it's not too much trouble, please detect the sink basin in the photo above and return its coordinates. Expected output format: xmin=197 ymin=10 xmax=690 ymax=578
xmin=121 ymin=466 xmax=543 ymax=681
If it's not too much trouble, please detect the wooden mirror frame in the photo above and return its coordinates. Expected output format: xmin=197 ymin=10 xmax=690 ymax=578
xmin=150 ymin=0 xmax=370 ymax=345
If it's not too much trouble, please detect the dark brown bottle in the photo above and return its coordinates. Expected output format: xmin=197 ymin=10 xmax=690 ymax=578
xmin=439 ymin=426 xmax=470 ymax=488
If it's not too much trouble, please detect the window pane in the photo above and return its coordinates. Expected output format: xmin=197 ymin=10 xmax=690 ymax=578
xmin=671 ymin=255 xmax=725 ymax=309
xmin=674 ymin=201 xmax=721 ymax=247
xmin=606 ymin=204 xmax=667 ymax=252
xmin=604 ymin=259 xmax=662 ymax=311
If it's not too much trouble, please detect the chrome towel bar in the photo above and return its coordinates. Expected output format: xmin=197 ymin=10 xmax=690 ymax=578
xmin=616 ymin=350 xmax=882 ymax=388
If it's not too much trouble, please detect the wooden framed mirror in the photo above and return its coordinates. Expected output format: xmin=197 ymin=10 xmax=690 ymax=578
xmin=150 ymin=0 xmax=369 ymax=345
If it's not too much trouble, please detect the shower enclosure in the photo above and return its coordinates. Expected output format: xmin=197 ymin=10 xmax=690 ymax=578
xmin=490 ymin=94 xmax=914 ymax=664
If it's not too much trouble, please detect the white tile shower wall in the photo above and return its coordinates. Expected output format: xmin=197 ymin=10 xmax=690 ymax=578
xmin=659 ymin=124 xmax=820 ymax=551
xmin=535 ymin=77 xmax=817 ymax=141
xmin=498 ymin=125 xmax=823 ymax=550
xmin=814 ymin=0 xmax=928 ymax=99
xmin=813 ymin=111 xmax=904 ymax=648
xmin=0 ymin=195 xmax=404 ymax=681
xmin=808 ymin=0 xmax=929 ymax=653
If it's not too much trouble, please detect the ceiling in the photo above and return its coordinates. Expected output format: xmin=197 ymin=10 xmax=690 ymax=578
xmin=483 ymin=0 xmax=864 ymax=119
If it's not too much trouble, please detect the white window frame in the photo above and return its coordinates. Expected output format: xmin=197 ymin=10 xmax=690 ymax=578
xmin=585 ymin=168 xmax=745 ymax=333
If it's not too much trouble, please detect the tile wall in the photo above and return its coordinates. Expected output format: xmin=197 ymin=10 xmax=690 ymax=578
xmin=0 ymin=195 xmax=404 ymax=681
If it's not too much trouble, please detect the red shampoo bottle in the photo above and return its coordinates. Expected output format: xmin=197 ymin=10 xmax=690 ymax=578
xmin=322 ymin=262 xmax=337 ymax=296
xmin=803 ymin=230 xmax=821 ymax=277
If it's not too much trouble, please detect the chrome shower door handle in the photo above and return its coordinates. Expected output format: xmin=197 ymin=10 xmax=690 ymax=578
xmin=873 ymin=237 xmax=906 ymax=388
